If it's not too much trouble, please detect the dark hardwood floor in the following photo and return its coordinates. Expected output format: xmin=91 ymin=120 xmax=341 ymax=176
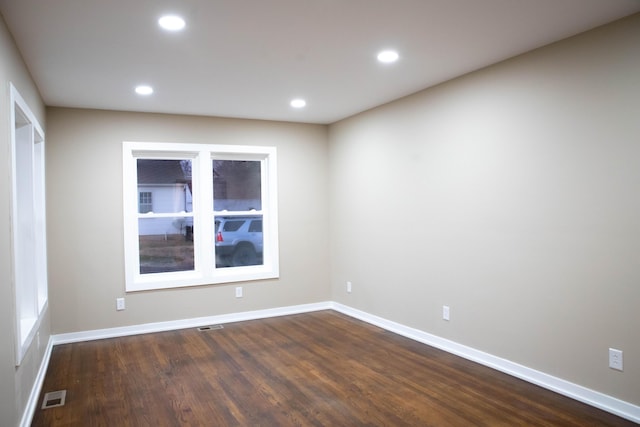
xmin=32 ymin=310 xmax=636 ymax=426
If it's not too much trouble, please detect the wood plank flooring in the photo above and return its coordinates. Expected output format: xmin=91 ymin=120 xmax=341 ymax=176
xmin=32 ymin=310 xmax=636 ymax=426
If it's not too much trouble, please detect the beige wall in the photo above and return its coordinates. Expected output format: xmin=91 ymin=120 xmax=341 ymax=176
xmin=4 ymin=8 xmax=639 ymax=423
xmin=0 ymin=13 xmax=49 ymax=427
xmin=328 ymin=13 xmax=640 ymax=404
xmin=46 ymin=108 xmax=330 ymax=334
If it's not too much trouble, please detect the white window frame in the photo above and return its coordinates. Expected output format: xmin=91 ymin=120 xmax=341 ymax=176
xmin=9 ymin=84 xmax=48 ymax=365
xmin=123 ymin=141 xmax=279 ymax=292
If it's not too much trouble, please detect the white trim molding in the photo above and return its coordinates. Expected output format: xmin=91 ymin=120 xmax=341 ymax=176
xmin=10 ymin=83 xmax=49 ymax=366
xmin=330 ymin=302 xmax=640 ymax=424
xmin=19 ymin=336 xmax=54 ymax=427
xmin=52 ymin=302 xmax=332 ymax=345
xmin=24 ymin=301 xmax=639 ymax=425
xmin=122 ymin=142 xmax=279 ymax=292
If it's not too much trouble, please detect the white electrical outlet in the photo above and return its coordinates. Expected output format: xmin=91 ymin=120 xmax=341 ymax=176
xmin=442 ymin=305 xmax=450 ymax=321
xmin=346 ymin=281 xmax=352 ymax=293
xmin=116 ymin=297 xmax=125 ymax=311
xmin=609 ymin=348 xmax=623 ymax=371
xmin=235 ymin=286 xmax=243 ymax=298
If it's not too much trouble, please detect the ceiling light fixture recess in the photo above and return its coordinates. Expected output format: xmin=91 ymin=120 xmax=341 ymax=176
xmin=135 ymin=85 xmax=154 ymax=95
xmin=377 ymin=50 xmax=399 ymax=63
xmin=290 ymin=99 xmax=306 ymax=108
xmin=158 ymin=15 xmax=186 ymax=31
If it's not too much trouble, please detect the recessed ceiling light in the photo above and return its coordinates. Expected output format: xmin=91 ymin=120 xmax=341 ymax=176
xmin=377 ymin=50 xmax=399 ymax=64
xmin=158 ymin=15 xmax=186 ymax=31
xmin=290 ymin=99 xmax=306 ymax=108
xmin=135 ymin=85 xmax=154 ymax=95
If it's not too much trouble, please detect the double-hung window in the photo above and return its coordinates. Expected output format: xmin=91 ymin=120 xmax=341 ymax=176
xmin=10 ymin=84 xmax=48 ymax=365
xmin=123 ymin=142 xmax=278 ymax=292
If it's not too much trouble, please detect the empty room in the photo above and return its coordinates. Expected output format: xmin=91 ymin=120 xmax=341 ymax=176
xmin=1 ymin=1 xmax=639 ymax=426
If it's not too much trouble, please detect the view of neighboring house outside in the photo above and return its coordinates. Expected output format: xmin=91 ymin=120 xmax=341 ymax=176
xmin=137 ymin=159 xmax=193 ymax=237
xmin=123 ymin=141 xmax=278 ymax=289
xmin=135 ymin=158 xmax=264 ymax=274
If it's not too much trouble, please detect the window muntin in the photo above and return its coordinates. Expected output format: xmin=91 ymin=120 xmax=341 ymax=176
xmin=123 ymin=142 xmax=278 ymax=291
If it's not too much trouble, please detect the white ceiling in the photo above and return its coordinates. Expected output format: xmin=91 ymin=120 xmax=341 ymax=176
xmin=1 ymin=0 xmax=639 ymax=124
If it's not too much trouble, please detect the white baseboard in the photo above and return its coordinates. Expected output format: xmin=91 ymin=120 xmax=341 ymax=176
xmin=330 ymin=302 xmax=640 ymax=424
xmin=19 ymin=335 xmax=54 ymax=427
xmin=25 ymin=302 xmax=331 ymax=426
xmin=52 ymin=301 xmax=332 ymax=345
xmin=25 ymin=301 xmax=638 ymax=425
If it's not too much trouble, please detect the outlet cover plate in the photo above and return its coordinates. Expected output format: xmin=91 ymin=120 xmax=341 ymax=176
xmin=609 ymin=348 xmax=623 ymax=371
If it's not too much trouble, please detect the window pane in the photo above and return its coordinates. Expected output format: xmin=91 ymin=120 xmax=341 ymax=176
xmin=138 ymin=218 xmax=194 ymax=274
xmin=215 ymin=215 xmax=263 ymax=268
xmin=213 ymin=160 xmax=261 ymax=211
xmin=137 ymin=159 xmax=192 ymax=213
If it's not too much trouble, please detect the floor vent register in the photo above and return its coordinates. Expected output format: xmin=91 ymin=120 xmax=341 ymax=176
xmin=198 ymin=324 xmax=224 ymax=331
xmin=42 ymin=390 xmax=66 ymax=409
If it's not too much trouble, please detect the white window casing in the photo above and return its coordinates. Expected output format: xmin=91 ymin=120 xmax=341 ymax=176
xmin=123 ymin=141 xmax=279 ymax=292
xmin=10 ymin=84 xmax=48 ymax=365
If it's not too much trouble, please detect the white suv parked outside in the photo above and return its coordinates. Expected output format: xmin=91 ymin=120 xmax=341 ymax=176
xmin=215 ymin=216 xmax=263 ymax=267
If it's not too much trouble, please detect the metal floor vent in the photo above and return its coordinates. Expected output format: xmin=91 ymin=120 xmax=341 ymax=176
xmin=198 ymin=324 xmax=224 ymax=331
xmin=42 ymin=390 xmax=66 ymax=409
